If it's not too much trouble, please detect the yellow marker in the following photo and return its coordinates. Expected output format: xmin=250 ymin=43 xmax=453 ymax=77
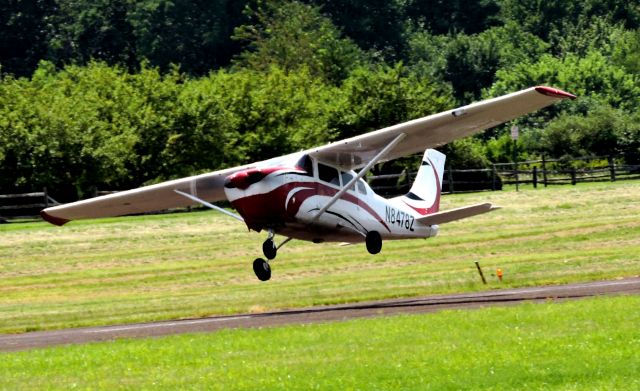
xmin=496 ymin=268 xmax=503 ymax=282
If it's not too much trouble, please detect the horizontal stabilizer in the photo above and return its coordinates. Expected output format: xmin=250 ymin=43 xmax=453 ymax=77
xmin=416 ymin=203 xmax=499 ymax=225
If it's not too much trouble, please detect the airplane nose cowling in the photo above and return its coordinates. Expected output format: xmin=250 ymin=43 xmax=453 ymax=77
xmin=223 ymin=166 xmax=292 ymax=232
xmin=224 ymin=169 xmax=269 ymax=190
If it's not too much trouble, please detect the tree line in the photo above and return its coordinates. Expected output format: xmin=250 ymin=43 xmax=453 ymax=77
xmin=1 ymin=0 xmax=639 ymax=199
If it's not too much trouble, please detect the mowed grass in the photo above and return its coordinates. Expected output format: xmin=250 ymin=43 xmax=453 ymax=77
xmin=1 ymin=181 xmax=639 ymax=333
xmin=1 ymin=296 xmax=639 ymax=390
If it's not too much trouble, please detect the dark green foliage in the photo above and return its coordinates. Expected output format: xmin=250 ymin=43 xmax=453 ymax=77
xmin=405 ymin=0 xmax=501 ymax=35
xmin=0 ymin=0 xmax=54 ymax=77
xmin=232 ymin=1 xmax=365 ymax=84
xmin=1 ymin=0 xmax=639 ymax=198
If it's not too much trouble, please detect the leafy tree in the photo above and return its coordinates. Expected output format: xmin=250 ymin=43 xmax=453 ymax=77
xmin=407 ymin=22 xmax=548 ymax=104
xmin=0 ymin=0 xmax=54 ymax=77
xmin=489 ymin=51 xmax=640 ymax=112
xmin=233 ymin=0 xmax=365 ymax=84
xmin=48 ymin=0 xmax=137 ymax=68
xmin=499 ymin=0 xmax=640 ymax=42
xmin=533 ymin=105 xmax=640 ymax=161
xmin=127 ymin=0 xmax=248 ymax=75
xmin=331 ymin=63 xmax=454 ymax=139
xmin=304 ymin=0 xmax=406 ymax=58
xmin=405 ymin=0 xmax=500 ymax=35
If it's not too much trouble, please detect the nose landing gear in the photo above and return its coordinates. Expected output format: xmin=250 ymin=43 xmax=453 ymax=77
xmin=262 ymin=237 xmax=277 ymax=260
xmin=253 ymin=258 xmax=271 ymax=281
xmin=253 ymin=231 xmax=292 ymax=281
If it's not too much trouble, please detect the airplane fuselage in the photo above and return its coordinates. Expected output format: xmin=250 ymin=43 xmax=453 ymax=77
xmin=223 ymin=153 xmax=438 ymax=243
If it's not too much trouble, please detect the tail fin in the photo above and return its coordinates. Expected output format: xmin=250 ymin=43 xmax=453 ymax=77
xmin=400 ymin=149 xmax=446 ymax=216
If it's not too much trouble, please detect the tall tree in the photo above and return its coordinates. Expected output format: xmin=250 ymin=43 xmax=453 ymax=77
xmin=404 ymin=0 xmax=500 ymax=35
xmin=0 ymin=0 xmax=54 ymax=77
xmin=304 ymin=0 xmax=406 ymax=58
xmin=127 ymin=0 xmax=248 ymax=75
xmin=233 ymin=0 xmax=365 ymax=84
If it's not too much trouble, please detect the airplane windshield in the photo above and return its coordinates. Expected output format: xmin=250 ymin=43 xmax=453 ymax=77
xmin=296 ymin=154 xmax=313 ymax=175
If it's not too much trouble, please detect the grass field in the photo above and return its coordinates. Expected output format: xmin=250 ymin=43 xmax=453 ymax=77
xmin=1 ymin=296 xmax=639 ymax=390
xmin=1 ymin=181 xmax=639 ymax=334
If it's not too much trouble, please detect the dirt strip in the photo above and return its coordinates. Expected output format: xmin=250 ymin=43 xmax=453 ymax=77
xmin=2 ymin=277 xmax=639 ymax=352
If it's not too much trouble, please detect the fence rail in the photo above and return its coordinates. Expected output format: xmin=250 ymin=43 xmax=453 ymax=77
xmin=369 ymin=155 xmax=640 ymax=196
xmin=0 ymin=189 xmax=59 ymax=221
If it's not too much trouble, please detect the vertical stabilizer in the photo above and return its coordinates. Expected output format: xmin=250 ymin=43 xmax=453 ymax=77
xmin=400 ymin=149 xmax=446 ymax=216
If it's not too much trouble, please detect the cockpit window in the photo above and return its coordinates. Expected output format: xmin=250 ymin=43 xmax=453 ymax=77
xmin=340 ymin=171 xmax=355 ymax=191
xmin=357 ymin=179 xmax=367 ymax=195
xmin=318 ymin=163 xmax=340 ymax=186
xmin=296 ymin=154 xmax=313 ymax=175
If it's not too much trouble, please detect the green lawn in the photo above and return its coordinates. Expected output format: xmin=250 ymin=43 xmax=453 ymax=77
xmin=1 ymin=181 xmax=639 ymax=333
xmin=1 ymin=296 xmax=639 ymax=390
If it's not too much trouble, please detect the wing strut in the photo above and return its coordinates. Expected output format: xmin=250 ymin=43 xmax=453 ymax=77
xmin=173 ymin=190 xmax=244 ymax=222
xmin=310 ymin=133 xmax=407 ymax=224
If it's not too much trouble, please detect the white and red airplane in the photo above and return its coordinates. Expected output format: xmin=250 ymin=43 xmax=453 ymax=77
xmin=41 ymin=86 xmax=575 ymax=281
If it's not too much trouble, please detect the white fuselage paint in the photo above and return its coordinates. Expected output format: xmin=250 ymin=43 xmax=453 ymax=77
xmin=224 ymin=153 xmax=438 ymax=244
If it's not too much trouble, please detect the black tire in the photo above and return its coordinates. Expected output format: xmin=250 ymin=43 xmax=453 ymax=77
xmin=365 ymin=231 xmax=382 ymax=254
xmin=262 ymin=238 xmax=277 ymax=260
xmin=253 ymin=258 xmax=271 ymax=281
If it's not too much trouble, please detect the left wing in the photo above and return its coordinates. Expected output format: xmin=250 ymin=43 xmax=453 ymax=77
xmin=41 ymin=156 xmax=286 ymax=225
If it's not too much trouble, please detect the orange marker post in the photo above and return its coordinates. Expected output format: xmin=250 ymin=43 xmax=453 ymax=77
xmin=496 ymin=268 xmax=503 ymax=282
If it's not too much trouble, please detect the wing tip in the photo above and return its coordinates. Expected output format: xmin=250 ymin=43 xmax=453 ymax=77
xmin=535 ymin=86 xmax=577 ymax=100
xmin=40 ymin=210 xmax=70 ymax=226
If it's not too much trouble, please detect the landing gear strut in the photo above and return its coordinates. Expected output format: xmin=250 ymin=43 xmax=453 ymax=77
xmin=253 ymin=232 xmax=292 ymax=281
xmin=365 ymin=231 xmax=382 ymax=254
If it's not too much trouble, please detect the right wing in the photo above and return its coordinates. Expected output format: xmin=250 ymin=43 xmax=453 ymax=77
xmin=416 ymin=203 xmax=500 ymax=226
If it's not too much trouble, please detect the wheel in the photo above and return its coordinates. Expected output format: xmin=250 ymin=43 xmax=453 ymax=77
xmin=253 ymin=258 xmax=271 ymax=281
xmin=365 ymin=231 xmax=382 ymax=254
xmin=262 ymin=238 xmax=277 ymax=260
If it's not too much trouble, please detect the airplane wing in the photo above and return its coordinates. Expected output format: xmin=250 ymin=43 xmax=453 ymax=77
xmin=416 ymin=203 xmax=500 ymax=226
xmin=41 ymin=86 xmax=574 ymax=226
xmin=41 ymin=165 xmax=248 ymax=225
xmin=308 ymin=86 xmax=575 ymax=169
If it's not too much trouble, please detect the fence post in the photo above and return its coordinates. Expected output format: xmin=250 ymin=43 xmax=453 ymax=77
xmin=608 ymin=155 xmax=616 ymax=182
xmin=541 ymin=155 xmax=548 ymax=187
xmin=448 ymin=167 xmax=454 ymax=194
xmin=570 ymin=168 xmax=577 ymax=185
xmin=532 ymin=166 xmax=538 ymax=189
xmin=491 ymin=164 xmax=497 ymax=191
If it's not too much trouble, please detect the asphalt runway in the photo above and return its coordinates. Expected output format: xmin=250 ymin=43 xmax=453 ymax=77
xmin=2 ymin=277 xmax=639 ymax=352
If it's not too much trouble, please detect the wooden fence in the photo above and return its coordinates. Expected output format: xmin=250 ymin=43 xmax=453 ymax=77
xmin=0 ymin=189 xmax=60 ymax=221
xmin=369 ymin=155 xmax=640 ymax=196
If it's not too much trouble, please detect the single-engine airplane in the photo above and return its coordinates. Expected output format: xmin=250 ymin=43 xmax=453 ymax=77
xmin=41 ymin=86 xmax=575 ymax=281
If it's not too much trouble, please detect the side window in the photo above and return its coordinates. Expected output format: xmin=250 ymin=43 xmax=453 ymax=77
xmin=340 ymin=171 xmax=355 ymax=191
xmin=318 ymin=163 xmax=340 ymax=186
xmin=357 ymin=179 xmax=367 ymax=195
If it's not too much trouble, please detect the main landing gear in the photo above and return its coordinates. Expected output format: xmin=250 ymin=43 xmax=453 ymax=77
xmin=365 ymin=231 xmax=382 ymax=254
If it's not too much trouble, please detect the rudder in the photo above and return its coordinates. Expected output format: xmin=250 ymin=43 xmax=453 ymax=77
xmin=400 ymin=149 xmax=446 ymax=216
